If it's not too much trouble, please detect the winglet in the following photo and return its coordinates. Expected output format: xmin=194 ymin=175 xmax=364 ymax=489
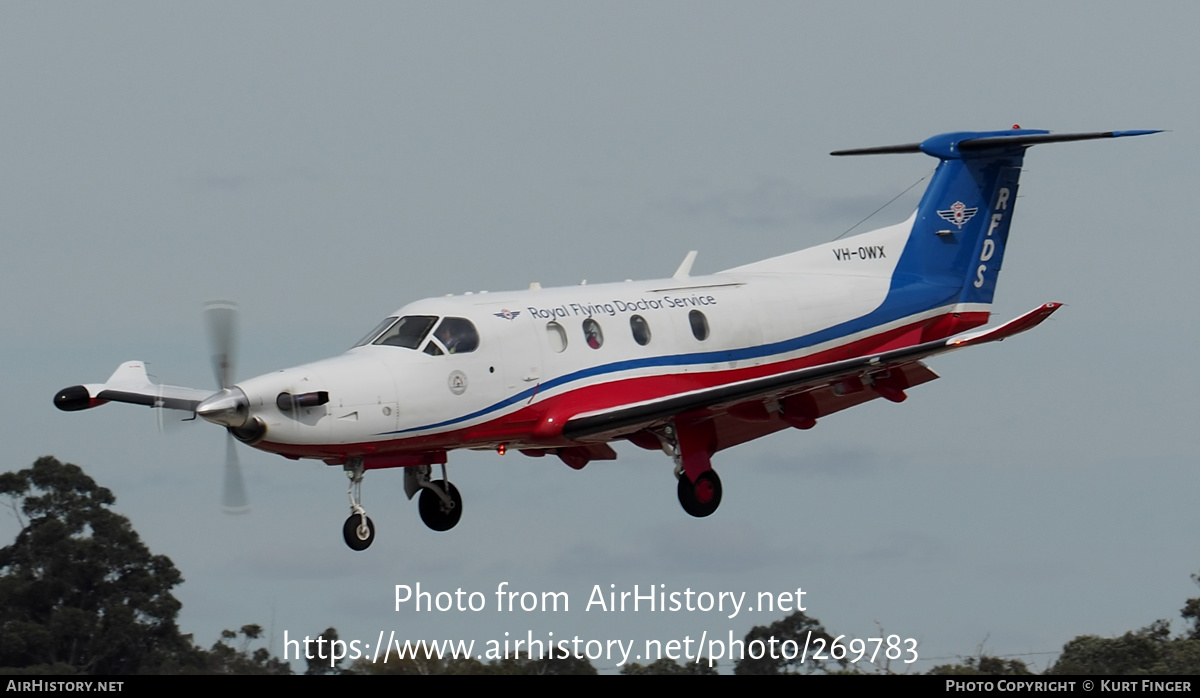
xmin=105 ymin=361 xmax=152 ymax=387
xmin=948 ymin=302 xmax=1062 ymax=348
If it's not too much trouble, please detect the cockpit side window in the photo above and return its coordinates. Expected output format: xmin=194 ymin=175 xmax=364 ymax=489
xmin=433 ymin=317 xmax=480 ymax=354
xmin=373 ymin=315 xmax=438 ymax=349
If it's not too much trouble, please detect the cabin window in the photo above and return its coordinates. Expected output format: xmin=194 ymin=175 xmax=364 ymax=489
xmin=582 ymin=318 xmax=604 ymax=349
xmin=433 ymin=317 xmax=480 ymax=354
xmin=689 ymin=310 xmax=709 ymax=341
xmin=546 ymin=322 xmax=567 ymax=352
xmin=630 ymin=314 xmax=651 ymax=346
xmin=373 ymin=315 xmax=438 ymax=349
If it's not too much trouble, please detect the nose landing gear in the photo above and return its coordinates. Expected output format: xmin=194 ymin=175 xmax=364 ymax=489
xmin=343 ymin=458 xmax=375 ymax=551
xmin=338 ymin=457 xmax=464 ymax=550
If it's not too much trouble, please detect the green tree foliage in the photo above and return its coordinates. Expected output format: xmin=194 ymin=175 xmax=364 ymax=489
xmin=0 ymin=457 xmax=193 ymax=674
xmin=1047 ymin=620 xmax=1200 ymax=675
xmin=353 ymin=647 xmax=596 ymax=675
xmin=0 ymin=457 xmax=295 ymax=675
xmin=929 ymin=655 xmax=1033 ymax=675
xmin=621 ymin=657 xmax=718 ymax=675
xmin=200 ymin=625 xmax=291 ymax=675
xmin=483 ymin=652 xmax=598 ymax=675
xmin=734 ymin=611 xmax=844 ymax=675
xmin=1045 ymin=574 xmax=1200 ymax=675
xmin=1181 ymin=573 xmax=1200 ymax=642
xmin=304 ymin=627 xmax=342 ymax=675
xmin=349 ymin=644 xmax=468 ymax=675
xmin=352 ymin=649 xmax=484 ymax=675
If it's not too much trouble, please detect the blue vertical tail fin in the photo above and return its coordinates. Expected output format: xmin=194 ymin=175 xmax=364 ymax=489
xmin=833 ymin=128 xmax=1160 ymax=310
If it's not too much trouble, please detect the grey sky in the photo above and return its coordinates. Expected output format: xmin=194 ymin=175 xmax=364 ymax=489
xmin=2 ymin=2 xmax=1196 ymax=672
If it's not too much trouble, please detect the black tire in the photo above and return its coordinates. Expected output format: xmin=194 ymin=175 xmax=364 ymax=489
xmin=677 ymin=470 xmax=722 ymax=518
xmin=343 ymin=513 xmax=375 ymax=551
xmin=418 ymin=480 xmax=463 ymax=531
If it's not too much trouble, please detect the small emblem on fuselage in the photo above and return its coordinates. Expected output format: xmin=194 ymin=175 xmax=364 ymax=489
xmin=936 ymin=201 xmax=978 ymax=229
xmin=448 ymin=370 xmax=468 ymax=395
xmin=494 ymin=309 xmax=521 ymax=320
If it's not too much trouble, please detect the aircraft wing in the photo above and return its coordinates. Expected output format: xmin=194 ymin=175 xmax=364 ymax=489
xmin=54 ymin=361 xmax=214 ymax=413
xmin=561 ymin=302 xmax=1061 ymax=441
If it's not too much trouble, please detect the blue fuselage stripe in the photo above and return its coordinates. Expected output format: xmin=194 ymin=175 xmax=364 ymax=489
xmin=383 ymin=275 xmax=961 ymax=436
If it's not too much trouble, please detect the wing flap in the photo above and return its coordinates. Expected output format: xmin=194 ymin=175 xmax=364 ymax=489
xmin=692 ymin=362 xmax=941 ymax=453
xmin=562 ymin=303 xmax=1060 ymax=441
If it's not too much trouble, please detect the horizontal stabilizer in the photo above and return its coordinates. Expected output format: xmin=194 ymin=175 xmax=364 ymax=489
xmin=958 ymin=130 xmax=1162 ymax=151
xmin=830 ymin=142 xmax=922 ymax=156
xmin=832 ymin=128 xmax=1161 ymax=158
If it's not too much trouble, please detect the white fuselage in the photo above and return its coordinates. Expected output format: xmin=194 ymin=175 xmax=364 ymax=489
xmin=233 ymin=215 xmax=982 ymax=464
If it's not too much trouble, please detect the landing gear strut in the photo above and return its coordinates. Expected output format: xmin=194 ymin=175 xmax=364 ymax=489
xmin=343 ymin=458 xmax=375 ymax=551
xmin=663 ymin=422 xmax=724 ymax=518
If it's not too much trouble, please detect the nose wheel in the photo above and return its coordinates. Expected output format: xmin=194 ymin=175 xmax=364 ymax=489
xmin=343 ymin=512 xmax=375 ymax=551
xmin=677 ymin=470 xmax=722 ymax=518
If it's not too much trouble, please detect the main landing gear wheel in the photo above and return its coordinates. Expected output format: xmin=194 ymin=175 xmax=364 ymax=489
xmin=418 ymin=479 xmax=463 ymax=531
xmin=343 ymin=513 xmax=375 ymax=551
xmin=677 ymin=470 xmax=722 ymax=518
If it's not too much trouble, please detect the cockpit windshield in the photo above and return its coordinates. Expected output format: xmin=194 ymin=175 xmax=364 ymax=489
xmin=353 ymin=317 xmax=399 ymax=347
xmin=354 ymin=315 xmax=480 ymax=354
xmin=374 ymin=315 xmax=439 ymax=349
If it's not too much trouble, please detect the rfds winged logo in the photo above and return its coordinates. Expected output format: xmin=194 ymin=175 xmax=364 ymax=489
xmin=493 ymin=309 xmax=521 ymax=321
xmin=936 ymin=201 xmax=978 ymax=229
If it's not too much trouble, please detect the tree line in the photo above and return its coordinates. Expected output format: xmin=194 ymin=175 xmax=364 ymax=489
xmin=2 ymin=457 xmax=1197 ymax=674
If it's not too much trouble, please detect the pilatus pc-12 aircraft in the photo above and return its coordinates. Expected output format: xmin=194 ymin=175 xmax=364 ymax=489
xmin=56 ymin=127 xmax=1157 ymax=550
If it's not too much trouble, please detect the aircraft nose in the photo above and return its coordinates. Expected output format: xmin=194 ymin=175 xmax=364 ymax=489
xmin=196 ymin=387 xmax=250 ymax=428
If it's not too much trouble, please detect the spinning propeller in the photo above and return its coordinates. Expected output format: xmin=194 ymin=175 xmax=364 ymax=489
xmin=202 ymin=301 xmax=249 ymax=514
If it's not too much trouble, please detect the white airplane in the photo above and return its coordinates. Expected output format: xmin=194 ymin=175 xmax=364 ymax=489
xmin=55 ymin=127 xmax=1157 ymax=550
